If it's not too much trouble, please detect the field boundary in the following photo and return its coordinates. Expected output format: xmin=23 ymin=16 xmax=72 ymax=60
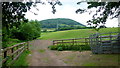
xmin=53 ymin=37 xmax=89 ymax=46
xmin=53 ymin=32 xmax=120 ymax=54
xmin=1 ymin=42 xmax=29 ymax=66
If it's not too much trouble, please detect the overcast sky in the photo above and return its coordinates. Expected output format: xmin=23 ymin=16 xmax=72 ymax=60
xmin=25 ymin=0 xmax=118 ymax=27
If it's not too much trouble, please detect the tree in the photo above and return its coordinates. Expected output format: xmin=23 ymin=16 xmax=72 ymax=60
xmin=2 ymin=1 xmax=45 ymax=48
xmin=2 ymin=1 xmax=61 ymax=46
xmin=76 ymin=1 xmax=120 ymax=29
xmin=2 ymin=0 xmax=61 ymax=33
xmin=47 ymin=0 xmax=62 ymax=14
xmin=2 ymin=2 xmax=33 ymax=44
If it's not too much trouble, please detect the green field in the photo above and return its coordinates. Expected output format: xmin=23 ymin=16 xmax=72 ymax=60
xmin=39 ymin=27 xmax=118 ymax=40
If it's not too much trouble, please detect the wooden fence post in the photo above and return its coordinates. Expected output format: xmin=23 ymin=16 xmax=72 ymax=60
xmin=73 ymin=39 xmax=74 ymax=45
xmin=16 ymin=46 xmax=19 ymax=55
xmin=3 ymin=51 xmax=7 ymax=65
xmin=62 ymin=40 xmax=63 ymax=45
xmin=11 ymin=48 xmax=14 ymax=60
xmin=85 ymin=38 xmax=88 ymax=45
xmin=27 ymin=42 xmax=29 ymax=50
xmin=109 ymin=32 xmax=112 ymax=53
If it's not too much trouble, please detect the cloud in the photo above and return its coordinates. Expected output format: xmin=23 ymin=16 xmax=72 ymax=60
xmin=25 ymin=1 xmax=118 ymax=27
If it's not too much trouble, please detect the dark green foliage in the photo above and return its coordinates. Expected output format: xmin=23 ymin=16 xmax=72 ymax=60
xmin=76 ymin=1 xmax=120 ymax=28
xmin=2 ymin=2 xmax=33 ymax=48
xmin=57 ymin=47 xmax=63 ymax=51
xmin=40 ymin=18 xmax=86 ymax=28
xmin=11 ymin=20 xmax=41 ymax=40
xmin=49 ymin=45 xmax=58 ymax=50
xmin=2 ymin=38 xmax=22 ymax=48
xmin=2 ymin=2 xmax=33 ymax=30
xmin=49 ymin=45 xmax=91 ymax=51
xmin=48 ymin=0 xmax=62 ymax=14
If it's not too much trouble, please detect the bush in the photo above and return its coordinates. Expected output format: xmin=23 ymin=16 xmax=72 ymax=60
xmin=57 ymin=47 xmax=63 ymax=51
xmin=48 ymin=44 xmax=91 ymax=51
xmin=10 ymin=21 xmax=41 ymax=41
xmin=49 ymin=45 xmax=58 ymax=50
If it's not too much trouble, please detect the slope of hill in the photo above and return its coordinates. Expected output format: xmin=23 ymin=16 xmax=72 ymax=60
xmin=39 ymin=18 xmax=86 ymax=28
xmin=38 ymin=27 xmax=118 ymax=40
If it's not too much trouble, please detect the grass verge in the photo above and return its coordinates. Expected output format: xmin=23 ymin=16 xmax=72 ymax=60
xmin=11 ymin=50 xmax=31 ymax=66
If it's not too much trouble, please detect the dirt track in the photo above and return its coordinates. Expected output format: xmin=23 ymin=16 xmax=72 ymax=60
xmin=27 ymin=40 xmax=67 ymax=66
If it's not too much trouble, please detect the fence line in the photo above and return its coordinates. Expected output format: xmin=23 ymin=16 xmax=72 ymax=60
xmin=53 ymin=37 xmax=89 ymax=46
xmin=53 ymin=32 xmax=120 ymax=54
xmin=53 ymin=35 xmax=119 ymax=46
xmin=1 ymin=42 xmax=29 ymax=65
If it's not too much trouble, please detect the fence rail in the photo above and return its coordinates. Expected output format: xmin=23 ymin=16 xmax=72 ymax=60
xmin=1 ymin=42 xmax=29 ymax=65
xmin=53 ymin=34 xmax=119 ymax=46
xmin=53 ymin=38 xmax=89 ymax=46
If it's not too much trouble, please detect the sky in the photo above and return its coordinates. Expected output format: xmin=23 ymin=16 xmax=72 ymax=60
xmin=25 ymin=0 xmax=118 ymax=27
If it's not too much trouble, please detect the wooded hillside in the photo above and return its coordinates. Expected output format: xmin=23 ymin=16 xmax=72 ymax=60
xmin=40 ymin=18 xmax=86 ymax=28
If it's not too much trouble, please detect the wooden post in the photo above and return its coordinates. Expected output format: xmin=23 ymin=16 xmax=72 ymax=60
xmin=99 ymin=35 xmax=102 ymax=53
xmin=11 ymin=48 xmax=14 ymax=60
xmin=16 ymin=46 xmax=18 ymax=55
xmin=109 ymin=32 xmax=112 ymax=53
xmin=27 ymin=42 xmax=29 ymax=50
xmin=3 ymin=51 xmax=7 ymax=65
xmin=85 ymin=38 xmax=88 ymax=45
xmin=73 ymin=39 xmax=74 ymax=45
xmin=62 ymin=40 xmax=63 ymax=45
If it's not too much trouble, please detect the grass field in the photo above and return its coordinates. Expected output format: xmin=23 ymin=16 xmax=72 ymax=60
xmin=39 ymin=27 xmax=118 ymax=40
xmin=54 ymin=51 xmax=120 ymax=66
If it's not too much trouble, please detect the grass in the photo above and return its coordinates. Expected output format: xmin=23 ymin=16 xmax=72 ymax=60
xmin=3 ymin=38 xmax=25 ymax=48
xmin=10 ymin=50 xmax=31 ymax=66
xmin=57 ymin=51 xmax=120 ymax=66
xmin=39 ymin=49 xmax=46 ymax=53
xmin=81 ymin=54 xmax=120 ymax=66
xmin=82 ymin=63 xmax=98 ymax=66
xmin=39 ymin=27 xmax=118 ymax=40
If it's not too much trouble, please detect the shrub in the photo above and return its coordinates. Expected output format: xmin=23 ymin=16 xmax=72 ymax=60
xmin=11 ymin=21 xmax=41 ymax=41
xmin=48 ymin=44 xmax=91 ymax=51
xmin=57 ymin=47 xmax=63 ymax=51
xmin=49 ymin=45 xmax=58 ymax=50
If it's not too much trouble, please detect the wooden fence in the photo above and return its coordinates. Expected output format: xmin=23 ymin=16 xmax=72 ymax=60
xmin=1 ymin=42 xmax=29 ymax=66
xmin=53 ymin=32 xmax=120 ymax=54
xmin=53 ymin=37 xmax=89 ymax=46
xmin=89 ymin=32 xmax=120 ymax=54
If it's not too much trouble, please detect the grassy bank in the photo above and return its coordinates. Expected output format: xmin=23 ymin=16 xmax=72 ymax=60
xmin=11 ymin=50 xmax=30 ymax=66
xmin=39 ymin=27 xmax=118 ymax=40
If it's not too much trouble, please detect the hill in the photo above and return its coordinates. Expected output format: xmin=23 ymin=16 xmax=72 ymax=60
xmin=39 ymin=18 xmax=86 ymax=29
xmin=38 ymin=27 xmax=118 ymax=40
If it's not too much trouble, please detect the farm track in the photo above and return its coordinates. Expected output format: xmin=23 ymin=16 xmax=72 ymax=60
xmin=27 ymin=40 xmax=120 ymax=66
xmin=27 ymin=40 xmax=67 ymax=66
